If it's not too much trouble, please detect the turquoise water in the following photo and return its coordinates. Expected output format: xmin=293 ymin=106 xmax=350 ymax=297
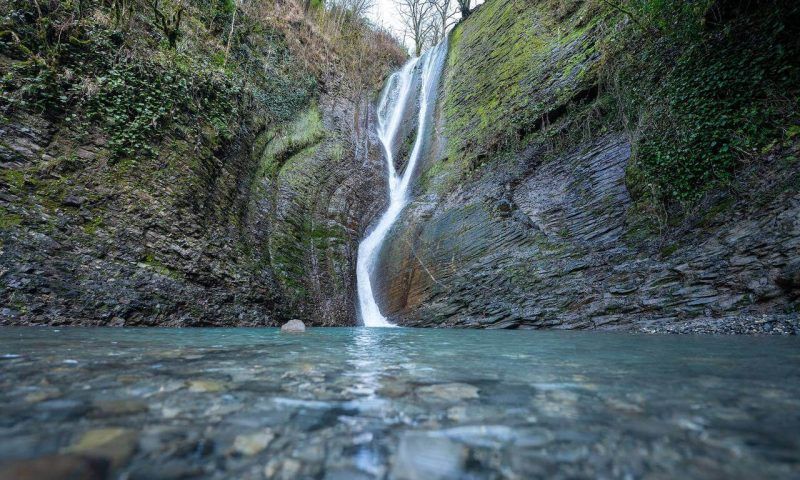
xmin=1 ymin=328 xmax=799 ymax=479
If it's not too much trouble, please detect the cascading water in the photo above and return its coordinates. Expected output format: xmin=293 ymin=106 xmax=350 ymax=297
xmin=357 ymin=40 xmax=449 ymax=327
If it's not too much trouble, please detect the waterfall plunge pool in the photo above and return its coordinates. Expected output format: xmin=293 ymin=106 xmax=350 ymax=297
xmin=0 ymin=327 xmax=798 ymax=479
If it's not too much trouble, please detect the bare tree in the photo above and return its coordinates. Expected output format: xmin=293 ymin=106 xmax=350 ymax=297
xmin=456 ymin=0 xmax=471 ymax=18
xmin=224 ymin=0 xmax=240 ymax=65
xmin=427 ymin=0 xmax=458 ymax=44
xmin=344 ymin=0 xmax=376 ymax=18
xmin=396 ymin=0 xmax=434 ymax=56
xmin=326 ymin=0 xmax=376 ymax=27
xmin=149 ymin=0 xmax=186 ymax=49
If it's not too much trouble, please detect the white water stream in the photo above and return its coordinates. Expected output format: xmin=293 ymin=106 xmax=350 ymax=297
xmin=356 ymin=41 xmax=449 ymax=327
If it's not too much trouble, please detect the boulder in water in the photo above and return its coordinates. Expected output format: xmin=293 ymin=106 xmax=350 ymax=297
xmin=281 ymin=320 xmax=306 ymax=333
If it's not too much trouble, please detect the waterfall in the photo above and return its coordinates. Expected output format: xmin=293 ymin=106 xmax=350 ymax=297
xmin=357 ymin=40 xmax=449 ymax=327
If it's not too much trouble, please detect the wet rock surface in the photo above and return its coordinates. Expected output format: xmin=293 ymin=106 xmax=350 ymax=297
xmin=380 ymin=132 xmax=800 ymax=332
xmin=373 ymin=0 xmax=800 ymax=332
xmin=280 ymin=320 xmax=306 ymax=333
xmin=1 ymin=328 xmax=798 ymax=479
xmin=0 ymin=94 xmax=387 ymax=328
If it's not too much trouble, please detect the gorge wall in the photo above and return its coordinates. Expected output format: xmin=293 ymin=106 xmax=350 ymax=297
xmin=0 ymin=0 xmax=403 ymax=326
xmin=375 ymin=0 xmax=800 ymax=332
xmin=2 ymin=0 xmax=798 ymax=332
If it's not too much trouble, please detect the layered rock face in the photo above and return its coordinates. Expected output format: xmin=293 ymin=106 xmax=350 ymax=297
xmin=0 ymin=96 xmax=388 ymax=326
xmin=375 ymin=0 xmax=800 ymax=332
xmin=262 ymin=96 xmax=390 ymax=325
xmin=0 ymin=2 xmax=402 ymax=326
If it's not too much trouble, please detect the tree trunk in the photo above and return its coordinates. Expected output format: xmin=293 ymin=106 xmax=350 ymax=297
xmin=459 ymin=0 xmax=471 ymax=18
xmin=224 ymin=1 xmax=238 ymax=65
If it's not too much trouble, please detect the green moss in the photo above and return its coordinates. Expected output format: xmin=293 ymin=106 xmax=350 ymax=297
xmin=434 ymin=0 xmax=798 ymax=230
xmin=0 ymin=207 xmax=22 ymax=229
xmin=329 ymin=142 xmax=345 ymax=162
xmin=660 ymin=243 xmax=679 ymax=257
xmin=141 ymin=252 xmax=182 ymax=280
xmin=257 ymin=105 xmax=326 ymax=180
xmin=611 ymin=2 xmax=800 ymax=205
xmin=442 ymin=0 xmax=603 ymax=172
xmin=698 ymin=197 xmax=735 ymax=227
xmin=82 ymin=217 xmax=104 ymax=235
xmin=0 ymin=169 xmax=26 ymax=192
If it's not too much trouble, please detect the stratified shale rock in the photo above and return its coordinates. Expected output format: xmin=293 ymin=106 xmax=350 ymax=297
xmin=0 ymin=95 xmax=389 ymax=327
xmin=0 ymin=2 xmax=403 ymax=327
xmin=373 ymin=0 xmax=800 ymax=332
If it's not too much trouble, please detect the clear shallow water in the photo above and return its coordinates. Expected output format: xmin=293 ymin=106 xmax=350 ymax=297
xmin=0 ymin=328 xmax=799 ymax=479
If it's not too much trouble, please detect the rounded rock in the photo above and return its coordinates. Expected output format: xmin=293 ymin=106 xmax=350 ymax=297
xmin=280 ymin=319 xmax=306 ymax=333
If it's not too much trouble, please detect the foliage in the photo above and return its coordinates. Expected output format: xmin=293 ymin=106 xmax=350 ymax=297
xmin=437 ymin=0 xmax=798 ymax=220
xmin=441 ymin=0 xmax=602 ymax=171
xmin=606 ymin=0 xmax=800 ymax=204
xmin=0 ymin=0 xmax=321 ymax=159
xmin=83 ymin=63 xmax=188 ymax=159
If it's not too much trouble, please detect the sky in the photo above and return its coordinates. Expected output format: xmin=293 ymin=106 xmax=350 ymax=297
xmin=365 ymin=0 xmax=483 ymax=54
xmin=368 ymin=0 xmax=406 ymax=37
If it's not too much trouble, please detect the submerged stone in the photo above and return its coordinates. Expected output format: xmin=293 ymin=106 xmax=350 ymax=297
xmin=187 ymin=380 xmax=226 ymax=393
xmin=281 ymin=319 xmax=306 ymax=333
xmin=64 ymin=428 xmax=138 ymax=469
xmin=416 ymin=383 xmax=479 ymax=402
xmin=0 ymin=454 xmax=109 ymax=480
xmin=392 ymin=433 xmax=467 ymax=480
xmin=231 ymin=429 xmax=274 ymax=456
xmin=89 ymin=399 xmax=148 ymax=418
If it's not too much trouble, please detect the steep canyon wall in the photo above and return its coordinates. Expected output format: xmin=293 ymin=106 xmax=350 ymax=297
xmin=0 ymin=1 xmax=403 ymax=326
xmin=375 ymin=0 xmax=800 ymax=332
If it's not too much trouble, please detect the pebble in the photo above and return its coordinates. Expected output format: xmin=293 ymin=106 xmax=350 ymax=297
xmin=24 ymin=389 xmax=61 ymax=403
xmin=392 ymin=433 xmax=467 ymax=480
xmin=187 ymin=380 xmax=225 ymax=393
xmin=377 ymin=382 xmax=410 ymax=398
xmin=64 ymin=428 xmax=138 ymax=468
xmin=231 ymin=429 xmax=274 ymax=456
xmin=90 ymin=399 xmax=149 ymax=418
xmin=0 ymin=454 xmax=109 ymax=480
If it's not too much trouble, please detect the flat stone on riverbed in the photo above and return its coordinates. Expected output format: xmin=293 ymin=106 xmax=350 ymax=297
xmin=90 ymin=399 xmax=149 ymax=418
xmin=232 ymin=429 xmax=275 ymax=456
xmin=64 ymin=428 xmax=138 ymax=468
xmin=281 ymin=319 xmax=306 ymax=333
xmin=416 ymin=383 xmax=479 ymax=401
xmin=187 ymin=380 xmax=225 ymax=393
xmin=392 ymin=433 xmax=467 ymax=480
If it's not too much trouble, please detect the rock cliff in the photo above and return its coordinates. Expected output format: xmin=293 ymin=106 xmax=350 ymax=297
xmin=375 ymin=0 xmax=800 ymax=332
xmin=2 ymin=0 xmax=798 ymax=332
xmin=0 ymin=0 xmax=403 ymax=326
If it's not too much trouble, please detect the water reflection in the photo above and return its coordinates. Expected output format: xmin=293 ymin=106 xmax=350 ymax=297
xmin=345 ymin=328 xmax=388 ymax=399
xmin=0 ymin=328 xmax=797 ymax=479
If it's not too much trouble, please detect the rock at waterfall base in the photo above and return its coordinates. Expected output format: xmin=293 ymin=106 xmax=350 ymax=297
xmin=281 ymin=320 xmax=306 ymax=333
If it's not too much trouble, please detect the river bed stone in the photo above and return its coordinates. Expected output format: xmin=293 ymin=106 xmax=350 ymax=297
xmin=0 ymin=327 xmax=798 ymax=479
